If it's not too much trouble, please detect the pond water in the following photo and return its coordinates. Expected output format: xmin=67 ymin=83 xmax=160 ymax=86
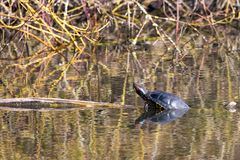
xmin=0 ymin=28 xmax=240 ymax=160
xmin=0 ymin=104 xmax=239 ymax=159
xmin=0 ymin=55 xmax=240 ymax=160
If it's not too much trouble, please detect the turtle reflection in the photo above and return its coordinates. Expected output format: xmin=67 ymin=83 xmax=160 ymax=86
xmin=135 ymin=107 xmax=189 ymax=126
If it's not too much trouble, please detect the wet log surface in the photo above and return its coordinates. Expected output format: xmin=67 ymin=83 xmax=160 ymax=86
xmin=0 ymin=98 xmax=129 ymax=111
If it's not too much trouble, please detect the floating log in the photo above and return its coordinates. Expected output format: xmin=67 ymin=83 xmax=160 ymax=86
xmin=0 ymin=97 xmax=130 ymax=111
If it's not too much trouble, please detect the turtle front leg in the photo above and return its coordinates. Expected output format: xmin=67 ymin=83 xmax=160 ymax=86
xmin=144 ymin=103 xmax=149 ymax=112
xmin=144 ymin=103 xmax=163 ymax=112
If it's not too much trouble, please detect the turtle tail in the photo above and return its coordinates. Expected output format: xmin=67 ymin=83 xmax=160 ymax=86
xmin=133 ymin=82 xmax=148 ymax=101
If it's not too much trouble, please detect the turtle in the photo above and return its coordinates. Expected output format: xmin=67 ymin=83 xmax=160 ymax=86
xmin=133 ymin=82 xmax=190 ymax=111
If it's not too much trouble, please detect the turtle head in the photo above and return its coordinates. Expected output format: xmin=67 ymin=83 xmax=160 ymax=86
xmin=133 ymin=82 xmax=148 ymax=100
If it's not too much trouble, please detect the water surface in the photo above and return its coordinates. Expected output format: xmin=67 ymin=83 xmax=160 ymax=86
xmin=0 ymin=29 xmax=239 ymax=160
xmin=0 ymin=100 xmax=239 ymax=160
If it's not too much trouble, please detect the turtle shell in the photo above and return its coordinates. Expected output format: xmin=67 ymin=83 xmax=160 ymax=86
xmin=146 ymin=91 xmax=189 ymax=110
